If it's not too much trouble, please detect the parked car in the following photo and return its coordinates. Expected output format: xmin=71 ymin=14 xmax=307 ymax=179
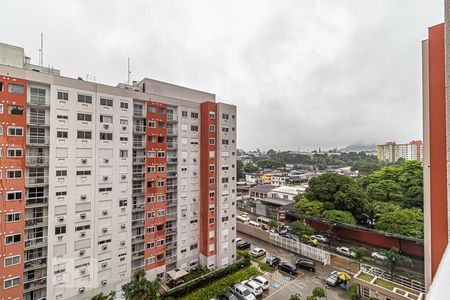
xmin=216 ymin=292 xmax=238 ymax=300
xmin=336 ymin=247 xmax=357 ymax=258
xmin=241 ymin=280 xmax=263 ymax=296
xmin=236 ymin=241 xmax=251 ymax=250
xmin=230 ymin=284 xmax=256 ymax=300
xmin=265 ymin=256 xmax=281 ymax=267
xmin=302 ymin=235 xmax=318 ymax=247
xmin=250 ymin=275 xmax=269 ymax=290
xmin=250 ymin=247 xmax=266 ymax=258
xmin=371 ymin=251 xmax=387 ymax=260
xmin=236 ymin=238 xmax=243 ymax=244
xmin=326 ymin=271 xmax=340 ymax=286
xmin=237 ymin=215 xmax=251 ymax=223
xmin=278 ymin=261 xmax=298 ymax=275
xmin=311 ymin=234 xmax=328 ymax=243
xmin=295 ymin=259 xmax=316 ymax=272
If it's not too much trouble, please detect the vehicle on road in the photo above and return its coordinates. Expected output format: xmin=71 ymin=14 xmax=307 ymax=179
xmin=336 ymin=246 xmax=357 ymax=258
xmin=236 ymin=238 xmax=242 ymax=244
xmin=295 ymin=259 xmax=316 ymax=272
xmin=371 ymin=251 xmax=387 ymax=260
xmin=236 ymin=240 xmax=251 ymax=250
xmin=241 ymin=280 xmax=263 ymax=296
xmin=302 ymin=235 xmax=318 ymax=247
xmin=250 ymin=247 xmax=266 ymax=258
xmin=311 ymin=234 xmax=328 ymax=243
xmin=257 ymin=216 xmax=272 ymax=230
xmin=265 ymin=256 xmax=281 ymax=267
xmin=248 ymin=220 xmax=261 ymax=228
xmin=230 ymin=284 xmax=256 ymax=300
xmin=250 ymin=275 xmax=269 ymax=290
xmin=326 ymin=271 xmax=340 ymax=287
xmin=237 ymin=215 xmax=251 ymax=223
xmin=278 ymin=261 xmax=298 ymax=275
xmin=216 ymin=292 xmax=238 ymax=300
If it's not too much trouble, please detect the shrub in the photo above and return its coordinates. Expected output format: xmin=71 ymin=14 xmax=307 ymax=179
xmin=347 ymin=284 xmax=358 ymax=300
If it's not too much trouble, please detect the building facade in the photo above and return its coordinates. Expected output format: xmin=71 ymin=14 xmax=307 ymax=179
xmin=376 ymin=140 xmax=423 ymax=162
xmin=0 ymin=43 xmax=237 ymax=300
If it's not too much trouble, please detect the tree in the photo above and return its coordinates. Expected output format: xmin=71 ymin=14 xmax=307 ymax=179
xmin=243 ymin=163 xmax=259 ymax=173
xmin=236 ymin=160 xmax=244 ymax=179
xmin=403 ymin=185 xmax=423 ymax=208
xmin=289 ymin=294 xmax=302 ymax=300
xmin=377 ymin=201 xmax=401 ymax=214
xmin=92 ymin=291 xmax=116 ymax=300
xmin=312 ymin=287 xmax=325 ymax=299
xmin=305 ymin=174 xmax=355 ymax=203
xmin=375 ymin=209 xmax=424 ymax=238
xmin=367 ymin=180 xmax=404 ymax=202
xmin=268 ymin=219 xmax=280 ymax=230
xmin=347 ymin=284 xmax=358 ymax=300
xmin=363 ymin=201 xmax=382 ymax=227
xmin=291 ymin=221 xmax=315 ymax=237
xmin=321 ymin=210 xmax=357 ymax=225
xmin=351 ymin=247 xmax=368 ymax=268
xmin=122 ymin=270 xmax=160 ymax=300
xmin=379 ymin=248 xmax=413 ymax=278
xmin=294 ymin=199 xmax=324 ymax=217
xmin=334 ymin=183 xmax=368 ymax=222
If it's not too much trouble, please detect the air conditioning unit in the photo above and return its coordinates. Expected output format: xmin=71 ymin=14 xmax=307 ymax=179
xmin=120 ymin=224 xmax=126 ymax=229
xmin=103 ymin=176 xmax=108 ymax=181
xmin=120 ymin=257 xmax=125 ymax=261
xmin=192 ymin=211 xmax=197 ymax=216
xmin=79 ymin=268 xmax=86 ymax=274
xmin=81 ymin=159 xmax=87 ymax=164
xmin=101 ymin=262 xmax=107 ymax=267
xmin=79 ymin=250 xmax=85 ymax=256
xmin=122 ymin=126 xmax=127 ymax=131
xmin=80 ymin=213 xmax=86 ymax=219
xmin=121 ymin=175 xmax=126 ymax=180
xmin=57 ymin=216 xmax=64 ymax=222
xmin=224 ymin=184 xmax=228 ymax=188
xmin=102 ymin=210 xmax=108 ymax=215
xmin=80 ymin=232 xmax=86 ymax=238
xmin=103 ymin=124 xmax=109 ymax=129
xmin=102 ymin=245 xmax=108 ymax=250
xmin=102 ymin=228 xmax=108 ymax=233
xmin=104 ymin=158 xmax=109 ymax=163
xmin=57 ymin=235 xmax=63 ymax=241
xmin=101 ymin=280 xmax=107 ymax=285
xmin=79 ymin=287 xmax=85 ymax=293
xmin=120 ymin=241 xmax=126 ymax=246
xmin=80 ymin=195 xmax=87 ymax=200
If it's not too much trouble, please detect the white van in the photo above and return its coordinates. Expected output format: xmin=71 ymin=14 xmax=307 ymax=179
xmin=237 ymin=215 xmax=250 ymax=223
xmin=248 ymin=220 xmax=261 ymax=228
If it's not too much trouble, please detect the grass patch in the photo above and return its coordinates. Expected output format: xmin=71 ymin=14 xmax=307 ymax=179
xmin=180 ymin=266 xmax=260 ymax=300
xmin=358 ymin=273 xmax=374 ymax=282
xmin=375 ymin=279 xmax=419 ymax=296
xmin=182 ymin=268 xmax=210 ymax=282
xmin=251 ymin=257 xmax=274 ymax=272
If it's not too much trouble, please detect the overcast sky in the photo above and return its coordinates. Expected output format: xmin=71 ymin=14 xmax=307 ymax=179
xmin=2 ymin=0 xmax=443 ymax=150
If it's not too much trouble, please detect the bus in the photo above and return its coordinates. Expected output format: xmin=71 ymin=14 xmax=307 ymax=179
xmin=257 ymin=216 xmax=272 ymax=230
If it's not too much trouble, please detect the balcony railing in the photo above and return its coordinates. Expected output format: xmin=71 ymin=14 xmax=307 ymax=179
xmin=132 ymin=219 xmax=145 ymax=228
xmin=166 ymin=213 xmax=177 ymax=221
xmin=26 ymin=176 xmax=48 ymax=186
xmin=166 ymin=227 xmax=177 ymax=235
xmin=29 ymin=93 xmax=47 ymax=106
xmin=132 ymin=204 xmax=145 ymax=212
xmin=25 ymin=216 xmax=48 ymax=227
xmin=167 ymin=142 xmax=178 ymax=150
xmin=23 ymin=277 xmax=47 ymax=292
xmin=132 ymin=172 xmax=146 ymax=179
xmin=133 ymin=110 xmax=145 ymax=118
xmin=166 ymin=184 xmax=177 ymax=192
xmin=24 ymin=258 xmax=47 ymax=271
xmin=167 ymin=157 xmax=178 ymax=164
xmin=28 ymin=115 xmax=49 ymax=126
xmin=132 ymin=250 xmax=145 ymax=258
xmin=167 ymin=171 xmax=177 ymax=178
xmin=167 ymin=129 xmax=178 ymax=136
xmin=133 ymin=156 xmax=146 ymax=164
xmin=167 ymin=114 xmax=177 ymax=123
xmin=132 ymin=187 xmax=145 ymax=195
xmin=166 ymin=199 xmax=177 ymax=207
xmin=26 ymin=197 xmax=48 ymax=208
xmin=132 ymin=234 xmax=145 ymax=243
xmin=26 ymin=156 xmax=49 ymax=166
xmin=133 ymin=125 xmax=146 ymax=134
xmin=26 ymin=136 xmax=49 ymax=146
xmin=25 ymin=237 xmax=48 ymax=249
xmin=133 ymin=140 xmax=146 ymax=148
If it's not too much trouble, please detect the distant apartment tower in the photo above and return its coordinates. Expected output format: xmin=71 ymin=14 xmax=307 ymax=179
xmin=376 ymin=140 xmax=423 ymax=162
xmin=0 ymin=42 xmax=237 ymax=300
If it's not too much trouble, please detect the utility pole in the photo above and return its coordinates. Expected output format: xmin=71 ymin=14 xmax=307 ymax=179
xmin=39 ymin=33 xmax=44 ymax=66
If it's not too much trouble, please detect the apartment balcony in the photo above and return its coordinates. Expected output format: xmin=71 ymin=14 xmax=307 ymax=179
xmin=26 ymin=197 xmax=48 ymax=208
xmin=133 ymin=125 xmax=146 ymax=134
xmin=133 ymin=140 xmax=146 ymax=148
xmin=24 ymin=237 xmax=48 ymax=250
xmin=167 ymin=129 xmax=178 ymax=136
xmin=166 ymin=242 xmax=177 ymax=251
xmin=133 ymin=110 xmax=145 ymax=118
xmin=166 ymin=255 xmax=177 ymax=265
xmin=166 ymin=184 xmax=177 ymax=192
xmin=132 ymin=187 xmax=145 ymax=195
xmin=26 ymin=156 xmax=49 ymax=166
xmin=167 ymin=157 xmax=178 ymax=164
xmin=23 ymin=277 xmax=47 ymax=293
xmin=24 ymin=258 xmax=47 ymax=271
xmin=25 ymin=176 xmax=49 ymax=187
xmin=132 ymin=234 xmax=145 ymax=244
xmin=29 ymin=93 xmax=49 ymax=107
xmin=167 ymin=114 xmax=177 ymax=123
xmin=132 ymin=204 xmax=145 ymax=212
xmin=166 ymin=227 xmax=177 ymax=236
xmin=166 ymin=199 xmax=177 ymax=207
xmin=133 ymin=156 xmax=146 ymax=164
xmin=167 ymin=142 xmax=178 ymax=150
xmin=25 ymin=216 xmax=48 ymax=228
xmin=26 ymin=136 xmax=49 ymax=146
xmin=28 ymin=115 xmax=49 ymax=127
xmin=132 ymin=219 xmax=145 ymax=228
xmin=167 ymin=171 xmax=177 ymax=178
xmin=131 ymin=250 xmax=145 ymax=259
xmin=166 ymin=213 xmax=177 ymax=222
xmin=132 ymin=172 xmax=146 ymax=180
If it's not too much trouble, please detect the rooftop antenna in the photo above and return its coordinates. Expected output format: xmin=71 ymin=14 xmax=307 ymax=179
xmin=39 ymin=32 xmax=44 ymax=66
xmin=127 ymin=57 xmax=131 ymax=84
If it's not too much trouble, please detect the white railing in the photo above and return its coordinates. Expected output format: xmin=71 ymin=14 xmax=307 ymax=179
xmin=269 ymin=233 xmax=330 ymax=264
xmin=26 ymin=156 xmax=49 ymax=165
xmin=27 ymin=136 xmax=49 ymax=145
xmin=133 ymin=125 xmax=146 ymax=133
xmin=25 ymin=176 xmax=49 ymax=186
xmin=133 ymin=156 xmax=146 ymax=164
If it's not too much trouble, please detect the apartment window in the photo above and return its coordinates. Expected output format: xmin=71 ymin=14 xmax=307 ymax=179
xmin=100 ymin=98 xmax=113 ymax=107
xmin=209 ymin=151 xmax=215 ymax=158
xmin=75 ymin=224 xmax=90 ymax=231
xmin=157 ymin=180 xmax=165 ymax=187
xmin=148 ymin=121 xmax=156 ymax=128
xmin=156 ymin=239 xmax=164 ymax=246
xmin=8 ymin=105 xmax=24 ymax=115
xmin=120 ymin=136 xmax=128 ymax=141
xmin=76 ymin=170 xmax=91 ymax=176
xmin=209 ymin=138 xmax=215 ymax=145
xmin=222 ymin=166 xmax=229 ymax=171
xmin=222 ymin=216 xmax=229 ymax=222
xmin=57 ymin=131 xmax=68 ymax=138
xmin=232 ymin=115 xmax=235 ymax=119
xmin=157 ymin=209 xmax=165 ymax=217
xmin=99 ymin=132 xmax=113 ymax=140
xmin=222 ymin=178 xmax=229 ymax=183
xmin=157 ymin=136 xmax=164 ymax=143
xmin=147 ymin=242 xmax=155 ymax=249
xmin=147 ymin=211 xmax=155 ymax=219
xmin=190 ymin=243 xmax=198 ymax=250
xmin=119 ymin=199 xmax=128 ymax=207
xmin=157 ymin=166 xmax=165 ymax=172
xmin=222 ymin=139 xmax=229 ymax=145
xmin=4 ymin=255 xmax=20 ymax=267
xmin=57 ymin=114 xmax=68 ymax=120
xmin=182 ymin=111 xmax=188 ymax=117
xmin=77 ymin=131 xmax=92 ymax=139
xmin=0 ymin=104 xmax=2 ymax=114
xmin=147 ymin=166 xmax=156 ymax=173
xmin=55 ymin=190 xmax=67 ymax=196
xmin=77 ymin=113 xmax=92 ymax=122
xmin=191 ymin=112 xmax=199 ymax=119
xmin=222 ymin=127 xmax=229 ymax=132
xmin=158 ymin=121 xmax=165 ymax=128
xmin=148 ymin=136 xmax=157 ymax=143
xmin=99 ymin=187 xmax=112 ymax=192
xmin=157 ymin=151 xmax=165 ymax=158
xmin=78 ymin=94 xmax=92 ymax=104
xmin=147 ymin=257 xmax=155 ymax=265
xmin=100 ymin=115 xmax=113 ymax=123
xmin=209 ymin=217 xmax=215 ymax=224
xmin=6 ymin=191 xmax=22 ymax=201
xmin=120 ymin=119 xmax=128 ymax=125
xmin=209 ymin=177 xmax=215 ymax=184
xmin=147 ymin=196 xmax=155 ymax=203
xmin=157 ymin=195 xmax=165 ymax=202
xmin=0 ymin=82 xmax=3 ymax=92
xmin=148 ymin=106 xmax=156 ymax=113
xmin=7 ymin=127 xmax=23 ymax=136
xmin=147 ymin=227 xmax=155 ymax=234
xmin=3 ymin=277 xmax=20 ymax=289
xmin=8 ymin=84 xmax=24 ymax=94
xmin=0 ymin=126 xmax=2 ymax=135
xmin=210 ymin=125 xmax=215 ymax=132
xmin=191 ymin=125 xmax=198 ymax=132
xmin=120 ymin=101 xmax=128 ymax=109
xmin=57 ymin=91 xmax=69 ymax=100
xmin=147 ymin=151 xmax=156 ymax=158
xmin=158 ymin=107 xmax=165 ymax=114
xmin=55 ymin=225 xmax=67 ymax=235
xmin=209 ymin=111 xmax=215 ymax=119
xmin=5 ymin=234 xmax=21 ymax=245
xmin=7 ymin=149 xmax=22 ymax=157
xmin=6 ymin=170 xmax=22 ymax=179
xmin=209 ymin=191 xmax=215 ymax=197
xmin=56 ymin=170 xmax=67 ymax=177
xmin=6 ymin=213 xmax=21 ymax=223
xmin=156 ymin=254 xmax=164 ymax=261
xmin=120 ymin=150 xmax=128 ymax=158
xmin=222 ymin=113 xmax=229 ymax=120
xmin=209 ymin=164 xmax=215 ymax=171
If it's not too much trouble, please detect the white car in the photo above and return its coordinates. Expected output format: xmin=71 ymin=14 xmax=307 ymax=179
xmin=250 ymin=247 xmax=266 ymax=258
xmin=371 ymin=251 xmax=387 ymax=260
xmin=250 ymin=275 xmax=269 ymax=290
xmin=236 ymin=238 xmax=243 ymax=244
xmin=241 ymin=280 xmax=263 ymax=296
xmin=311 ymin=234 xmax=328 ymax=243
xmin=336 ymin=247 xmax=357 ymax=258
xmin=230 ymin=284 xmax=256 ymax=300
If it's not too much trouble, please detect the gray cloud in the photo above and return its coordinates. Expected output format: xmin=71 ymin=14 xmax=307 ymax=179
xmin=1 ymin=0 xmax=443 ymax=150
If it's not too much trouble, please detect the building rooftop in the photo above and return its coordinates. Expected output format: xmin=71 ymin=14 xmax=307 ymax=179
xmin=249 ymin=184 xmax=277 ymax=194
xmin=259 ymin=197 xmax=295 ymax=206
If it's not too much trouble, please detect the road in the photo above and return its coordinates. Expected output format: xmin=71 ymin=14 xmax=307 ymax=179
xmin=238 ymin=232 xmax=349 ymax=300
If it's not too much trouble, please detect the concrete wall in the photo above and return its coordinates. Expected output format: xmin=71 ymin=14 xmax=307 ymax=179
xmin=236 ymin=222 xmax=271 ymax=242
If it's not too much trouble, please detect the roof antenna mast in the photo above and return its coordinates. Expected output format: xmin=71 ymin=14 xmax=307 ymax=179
xmin=127 ymin=57 xmax=131 ymax=84
xmin=39 ymin=32 xmax=44 ymax=66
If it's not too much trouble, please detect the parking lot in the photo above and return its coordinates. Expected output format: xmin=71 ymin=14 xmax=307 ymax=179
xmin=238 ymin=232 xmax=349 ymax=300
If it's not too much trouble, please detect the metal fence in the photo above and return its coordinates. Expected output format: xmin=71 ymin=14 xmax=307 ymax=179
xmin=269 ymin=233 xmax=330 ymax=265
